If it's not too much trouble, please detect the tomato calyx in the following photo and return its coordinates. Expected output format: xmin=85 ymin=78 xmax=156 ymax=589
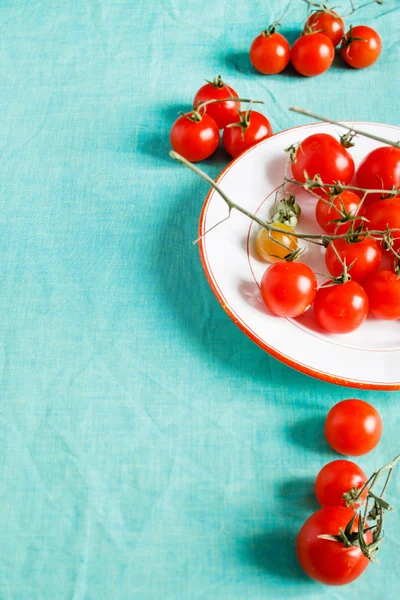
xmin=204 ymin=74 xmax=226 ymax=89
xmin=262 ymin=23 xmax=280 ymax=36
xmin=342 ymin=486 xmax=366 ymax=509
xmin=271 ymin=194 xmax=301 ymax=227
xmin=341 ymin=25 xmax=366 ymax=48
xmin=340 ymin=131 xmax=357 ymax=148
xmin=226 ymin=106 xmax=253 ymax=141
xmin=285 ymin=143 xmax=299 ymax=164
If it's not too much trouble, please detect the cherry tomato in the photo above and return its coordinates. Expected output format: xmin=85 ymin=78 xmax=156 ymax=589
xmin=364 ymin=270 xmax=400 ymax=320
xmin=193 ymin=75 xmax=240 ymax=129
xmin=223 ymin=110 xmax=272 ymax=158
xmin=170 ymin=112 xmax=219 ymax=162
xmin=250 ymin=30 xmax=290 ymax=75
xmin=305 ymin=9 xmax=345 ymax=47
xmin=365 ymin=198 xmax=400 ymax=251
xmin=325 ymin=399 xmax=382 ymax=456
xmin=291 ymin=32 xmax=335 ymax=77
xmin=314 ymin=280 xmax=369 ymax=334
xmin=341 ymin=25 xmax=381 ymax=69
xmin=325 ymin=237 xmax=382 ymax=283
xmin=315 ymin=460 xmax=367 ymax=509
xmin=260 ymin=262 xmax=317 ymax=318
xmin=255 ymin=223 xmax=297 ymax=263
xmin=356 ymin=147 xmax=400 ymax=205
xmin=297 ymin=506 xmax=371 ymax=585
xmin=315 ymin=191 xmax=364 ymax=235
xmin=290 ymin=134 xmax=355 ymax=196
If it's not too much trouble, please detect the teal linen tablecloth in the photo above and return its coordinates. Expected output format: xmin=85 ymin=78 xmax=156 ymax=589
xmin=1 ymin=1 xmax=399 ymax=598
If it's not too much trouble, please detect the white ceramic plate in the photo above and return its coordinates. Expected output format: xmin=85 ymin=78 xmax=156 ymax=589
xmin=199 ymin=122 xmax=400 ymax=390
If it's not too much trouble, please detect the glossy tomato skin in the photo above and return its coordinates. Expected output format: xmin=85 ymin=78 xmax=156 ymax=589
xmin=297 ymin=506 xmax=371 ymax=585
xmin=356 ymin=147 xmax=400 ymax=205
xmin=316 ymin=191 xmax=364 ymax=235
xmin=250 ymin=32 xmax=290 ymax=75
xmin=305 ymin=10 xmax=345 ymax=47
xmin=325 ymin=238 xmax=382 ymax=283
xmin=291 ymin=33 xmax=335 ymax=77
xmin=223 ymin=111 xmax=272 ymax=158
xmin=291 ymin=134 xmax=355 ymax=196
xmin=315 ymin=460 xmax=367 ymax=509
xmin=260 ymin=262 xmax=317 ymax=317
xmin=314 ymin=281 xmax=369 ymax=334
xmin=193 ymin=79 xmax=239 ymax=129
xmin=325 ymin=399 xmax=382 ymax=456
xmin=170 ymin=113 xmax=219 ymax=162
xmin=365 ymin=198 xmax=400 ymax=251
xmin=341 ymin=26 xmax=381 ymax=69
xmin=255 ymin=223 xmax=297 ymax=263
xmin=364 ymin=270 xmax=400 ymax=320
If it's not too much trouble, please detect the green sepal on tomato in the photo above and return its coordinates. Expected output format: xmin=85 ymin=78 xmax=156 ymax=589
xmin=325 ymin=237 xmax=382 ymax=283
xmin=304 ymin=9 xmax=344 ymax=47
xmin=315 ymin=460 xmax=368 ymax=509
xmin=341 ymin=25 xmax=382 ymax=69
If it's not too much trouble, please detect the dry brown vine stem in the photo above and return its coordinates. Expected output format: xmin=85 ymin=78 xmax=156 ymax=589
xmin=169 ymin=151 xmax=400 ymax=255
xmin=290 ymin=106 xmax=400 ymax=150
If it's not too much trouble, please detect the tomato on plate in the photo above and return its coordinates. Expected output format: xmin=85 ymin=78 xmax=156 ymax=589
xmin=291 ymin=32 xmax=335 ymax=77
xmin=305 ymin=9 xmax=344 ymax=47
xmin=315 ymin=460 xmax=367 ymax=509
xmin=356 ymin=147 xmax=400 ymax=204
xmin=365 ymin=197 xmax=400 ymax=251
xmin=193 ymin=75 xmax=240 ymax=129
xmin=325 ymin=399 xmax=382 ymax=456
xmin=314 ymin=280 xmax=369 ymax=334
xmin=260 ymin=262 xmax=317 ymax=317
xmin=315 ymin=191 xmax=364 ymax=235
xmin=341 ymin=25 xmax=381 ymax=69
xmin=297 ymin=506 xmax=371 ymax=585
xmin=325 ymin=237 xmax=382 ymax=283
xmin=255 ymin=223 xmax=297 ymax=263
xmin=364 ymin=270 xmax=400 ymax=320
xmin=223 ymin=110 xmax=272 ymax=158
xmin=290 ymin=134 xmax=355 ymax=196
xmin=250 ymin=30 xmax=290 ymax=75
xmin=170 ymin=112 xmax=219 ymax=162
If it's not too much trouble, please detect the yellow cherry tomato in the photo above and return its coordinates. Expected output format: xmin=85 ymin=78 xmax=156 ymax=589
xmin=255 ymin=222 xmax=298 ymax=263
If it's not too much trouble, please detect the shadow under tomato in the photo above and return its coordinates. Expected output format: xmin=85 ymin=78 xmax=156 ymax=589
xmin=243 ymin=531 xmax=311 ymax=582
xmin=278 ymin=477 xmax=320 ymax=514
xmin=288 ymin=416 xmax=337 ymax=456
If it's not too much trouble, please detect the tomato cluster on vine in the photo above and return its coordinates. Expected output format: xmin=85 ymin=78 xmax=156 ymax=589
xmin=297 ymin=399 xmax=385 ymax=586
xmin=170 ymin=76 xmax=273 ymax=162
xmin=257 ymin=132 xmax=400 ymax=333
xmin=250 ymin=6 xmax=381 ymax=77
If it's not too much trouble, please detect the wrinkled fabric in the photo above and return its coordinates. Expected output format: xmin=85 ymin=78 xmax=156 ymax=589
xmin=0 ymin=0 xmax=399 ymax=598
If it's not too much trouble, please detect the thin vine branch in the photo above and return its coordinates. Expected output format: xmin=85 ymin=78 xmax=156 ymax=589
xmin=290 ymin=106 xmax=400 ymax=150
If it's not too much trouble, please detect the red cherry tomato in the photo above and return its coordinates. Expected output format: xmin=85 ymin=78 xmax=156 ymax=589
xmin=193 ymin=75 xmax=240 ymax=130
xmin=315 ymin=460 xmax=368 ymax=509
xmin=315 ymin=191 xmax=364 ymax=235
xmin=365 ymin=198 xmax=400 ymax=251
xmin=170 ymin=112 xmax=219 ymax=162
xmin=260 ymin=262 xmax=317 ymax=318
xmin=314 ymin=280 xmax=369 ymax=334
xmin=364 ymin=270 xmax=400 ymax=320
xmin=223 ymin=110 xmax=272 ymax=158
xmin=291 ymin=32 xmax=335 ymax=77
xmin=291 ymin=134 xmax=355 ymax=196
xmin=250 ymin=30 xmax=290 ymax=75
xmin=297 ymin=506 xmax=371 ymax=585
xmin=356 ymin=147 xmax=400 ymax=205
xmin=305 ymin=9 xmax=345 ymax=47
xmin=325 ymin=399 xmax=382 ymax=456
xmin=325 ymin=237 xmax=382 ymax=283
xmin=341 ymin=25 xmax=381 ymax=69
